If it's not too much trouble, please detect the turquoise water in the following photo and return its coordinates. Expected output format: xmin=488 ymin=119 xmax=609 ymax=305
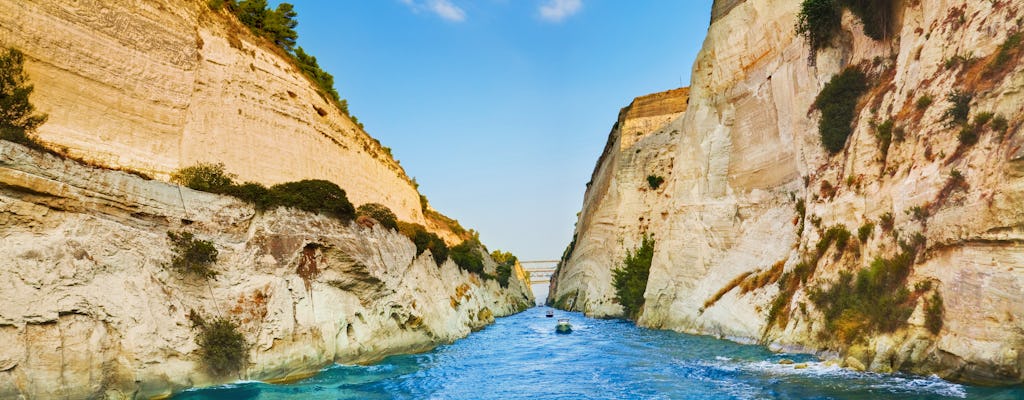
xmin=178 ymin=308 xmax=1023 ymax=399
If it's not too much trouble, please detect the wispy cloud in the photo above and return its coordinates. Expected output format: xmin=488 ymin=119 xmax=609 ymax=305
xmin=538 ymin=0 xmax=582 ymax=22
xmin=401 ymin=0 xmax=467 ymax=22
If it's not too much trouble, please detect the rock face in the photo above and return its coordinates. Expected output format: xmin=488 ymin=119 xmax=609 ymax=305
xmin=0 ymin=141 xmax=533 ymax=398
xmin=551 ymin=0 xmax=1024 ymax=385
xmin=0 ymin=0 xmax=430 ymax=229
xmin=548 ymin=88 xmax=688 ymax=316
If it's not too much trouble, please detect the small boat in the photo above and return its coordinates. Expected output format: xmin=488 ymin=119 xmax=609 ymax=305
xmin=556 ymin=318 xmax=572 ymax=334
xmin=545 ymin=310 xmax=554 ymax=318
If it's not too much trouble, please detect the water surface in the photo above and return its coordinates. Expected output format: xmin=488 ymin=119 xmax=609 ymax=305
xmin=178 ymin=307 xmax=1023 ymax=399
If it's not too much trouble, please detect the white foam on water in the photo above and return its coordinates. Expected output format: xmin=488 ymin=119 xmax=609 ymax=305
xmin=730 ymin=359 xmax=967 ymax=398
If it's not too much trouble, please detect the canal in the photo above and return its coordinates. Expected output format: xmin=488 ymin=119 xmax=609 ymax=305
xmin=177 ymin=307 xmax=1023 ymax=399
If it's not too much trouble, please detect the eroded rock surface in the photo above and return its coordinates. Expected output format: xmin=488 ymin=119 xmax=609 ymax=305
xmin=0 ymin=141 xmax=533 ymax=398
xmin=551 ymin=0 xmax=1024 ymax=384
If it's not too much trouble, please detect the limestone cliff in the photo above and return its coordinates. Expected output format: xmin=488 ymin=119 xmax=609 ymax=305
xmin=548 ymin=87 xmax=688 ymax=314
xmin=0 ymin=0 xmax=466 ymax=241
xmin=0 ymin=141 xmax=533 ymax=398
xmin=551 ymin=0 xmax=1024 ymax=385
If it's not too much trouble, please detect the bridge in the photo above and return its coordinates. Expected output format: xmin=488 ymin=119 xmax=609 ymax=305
xmin=519 ymin=260 xmax=559 ymax=285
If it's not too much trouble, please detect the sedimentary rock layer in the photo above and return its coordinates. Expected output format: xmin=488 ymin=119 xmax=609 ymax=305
xmin=551 ymin=0 xmax=1024 ymax=384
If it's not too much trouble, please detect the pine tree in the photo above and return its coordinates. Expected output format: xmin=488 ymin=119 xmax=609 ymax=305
xmin=0 ymin=48 xmax=48 ymax=149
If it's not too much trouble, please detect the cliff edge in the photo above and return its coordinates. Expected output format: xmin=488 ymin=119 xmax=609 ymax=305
xmin=551 ymin=0 xmax=1024 ymax=385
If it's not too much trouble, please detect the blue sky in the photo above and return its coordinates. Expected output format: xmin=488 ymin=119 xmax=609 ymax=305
xmin=279 ymin=0 xmax=713 ymax=260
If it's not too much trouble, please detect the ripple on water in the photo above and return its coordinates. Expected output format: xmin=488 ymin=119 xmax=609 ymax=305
xmin=175 ymin=308 xmax=1024 ymax=400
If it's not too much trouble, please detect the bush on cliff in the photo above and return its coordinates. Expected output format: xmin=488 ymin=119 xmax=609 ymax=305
xmin=796 ymin=0 xmax=893 ymax=52
xmin=170 ymin=163 xmax=236 ymax=193
xmin=612 ymin=236 xmax=655 ymax=320
xmin=170 ymin=164 xmax=356 ymax=222
xmin=814 ymin=67 xmax=868 ymax=154
xmin=450 ymin=238 xmax=485 ymax=275
xmin=808 ymin=249 xmax=917 ymax=343
xmin=357 ymin=203 xmax=398 ymax=230
xmin=796 ymin=0 xmax=842 ymax=52
xmin=491 ymin=250 xmax=518 ymax=288
xmin=265 ymin=180 xmax=355 ymax=222
xmin=167 ymin=231 xmax=219 ymax=278
xmin=0 ymin=48 xmax=48 ymax=150
xmin=188 ymin=312 xmax=248 ymax=377
xmin=646 ymin=175 xmax=665 ymax=190
xmin=398 ymin=221 xmax=448 ymax=265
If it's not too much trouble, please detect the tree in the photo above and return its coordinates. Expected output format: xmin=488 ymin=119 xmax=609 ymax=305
xmin=450 ymin=239 xmax=485 ymax=274
xmin=234 ymin=0 xmax=269 ymax=31
xmin=490 ymin=250 xmax=517 ymax=288
xmin=611 ymin=236 xmax=655 ymax=320
xmin=0 ymin=48 xmax=48 ymax=149
xmin=264 ymin=3 xmax=298 ymax=51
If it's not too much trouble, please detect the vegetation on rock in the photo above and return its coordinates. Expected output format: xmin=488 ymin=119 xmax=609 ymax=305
xmin=490 ymin=250 xmax=518 ymax=288
xmin=398 ymin=221 xmax=449 ymax=265
xmin=0 ymin=48 xmax=48 ymax=150
xmin=450 ymin=238 xmax=485 ymax=275
xmin=646 ymin=175 xmax=665 ymax=190
xmin=813 ymin=67 xmax=868 ymax=154
xmin=188 ymin=311 xmax=248 ymax=376
xmin=796 ymin=0 xmax=893 ymax=58
xmin=809 ymin=248 xmax=918 ymax=344
xmin=612 ymin=236 xmax=655 ymax=320
xmin=356 ymin=203 xmax=398 ymax=230
xmin=943 ymin=90 xmax=972 ymax=128
xmin=171 ymin=163 xmax=356 ymax=222
xmin=925 ymin=291 xmax=944 ymax=335
xmin=167 ymin=231 xmax=219 ymax=278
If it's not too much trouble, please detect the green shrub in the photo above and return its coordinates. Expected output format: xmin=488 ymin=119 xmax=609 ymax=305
xmin=974 ymin=111 xmax=995 ymax=127
xmin=916 ymin=94 xmax=933 ymax=110
xmin=840 ymin=0 xmax=893 ymax=40
xmin=357 ymin=203 xmax=398 ymax=230
xmin=875 ymin=119 xmax=894 ymax=156
xmin=0 ymin=48 xmax=48 ymax=150
xmin=990 ymin=32 xmax=1022 ymax=70
xmin=646 ymin=175 xmax=665 ymax=190
xmin=857 ymin=222 xmax=874 ymax=243
xmin=907 ymin=205 xmax=928 ymax=223
xmin=958 ymin=125 xmax=979 ymax=146
xmin=795 ymin=0 xmax=842 ymax=52
xmin=265 ymin=180 xmax=355 ymax=221
xmin=294 ymin=47 xmax=342 ymax=107
xmin=220 ymin=181 xmax=270 ymax=207
xmin=924 ymin=291 xmax=944 ymax=334
xmin=943 ymin=90 xmax=972 ymax=127
xmin=167 ymin=231 xmax=219 ymax=278
xmin=171 ymin=162 xmax=236 ymax=193
xmin=814 ymin=68 xmax=869 ymax=154
xmin=398 ymin=222 xmax=448 ymax=265
xmin=879 ymin=212 xmax=894 ymax=231
xmin=816 ymin=225 xmax=852 ymax=257
xmin=611 ymin=236 xmax=655 ymax=320
xmin=450 ymin=239 xmax=485 ymax=275
xmin=809 ymin=249 xmax=917 ymax=341
xmin=191 ymin=315 xmax=247 ymax=376
xmin=992 ymin=115 xmax=1009 ymax=134
xmin=490 ymin=250 xmax=518 ymax=288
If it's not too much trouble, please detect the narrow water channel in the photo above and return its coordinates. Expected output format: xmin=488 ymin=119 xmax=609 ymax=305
xmin=178 ymin=308 xmax=1023 ymax=399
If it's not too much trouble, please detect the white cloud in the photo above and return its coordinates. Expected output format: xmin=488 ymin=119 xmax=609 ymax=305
xmin=429 ymin=0 xmax=466 ymax=22
xmin=401 ymin=0 xmax=467 ymax=22
xmin=538 ymin=0 xmax=582 ymax=22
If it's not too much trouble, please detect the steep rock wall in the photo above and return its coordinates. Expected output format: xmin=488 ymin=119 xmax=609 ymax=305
xmin=548 ymin=88 xmax=688 ymax=316
xmin=0 ymin=141 xmax=533 ymax=398
xmin=0 ymin=0 xmax=432 ymax=230
xmin=552 ymin=0 xmax=1024 ymax=384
